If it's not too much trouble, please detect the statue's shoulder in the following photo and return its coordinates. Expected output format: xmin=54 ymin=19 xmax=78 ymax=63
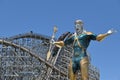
xmin=84 ymin=31 xmax=93 ymax=35
xmin=69 ymin=33 xmax=75 ymax=38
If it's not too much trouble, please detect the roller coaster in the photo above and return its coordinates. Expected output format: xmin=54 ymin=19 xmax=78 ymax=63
xmin=0 ymin=31 xmax=100 ymax=80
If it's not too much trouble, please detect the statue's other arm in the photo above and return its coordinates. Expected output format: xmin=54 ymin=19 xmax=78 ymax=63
xmin=54 ymin=35 xmax=74 ymax=48
xmin=54 ymin=41 xmax=64 ymax=48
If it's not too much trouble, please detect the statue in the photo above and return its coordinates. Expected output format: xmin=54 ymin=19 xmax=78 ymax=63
xmin=49 ymin=20 xmax=116 ymax=80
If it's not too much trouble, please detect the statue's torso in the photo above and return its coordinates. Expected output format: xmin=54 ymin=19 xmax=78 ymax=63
xmin=64 ymin=32 xmax=97 ymax=73
xmin=73 ymin=34 xmax=90 ymax=58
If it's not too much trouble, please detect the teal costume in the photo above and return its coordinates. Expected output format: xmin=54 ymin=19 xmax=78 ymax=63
xmin=64 ymin=33 xmax=97 ymax=73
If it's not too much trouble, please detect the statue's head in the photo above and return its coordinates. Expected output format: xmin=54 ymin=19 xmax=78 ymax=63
xmin=74 ymin=19 xmax=84 ymax=35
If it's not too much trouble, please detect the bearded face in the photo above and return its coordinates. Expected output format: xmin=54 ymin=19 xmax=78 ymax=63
xmin=75 ymin=23 xmax=83 ymax=35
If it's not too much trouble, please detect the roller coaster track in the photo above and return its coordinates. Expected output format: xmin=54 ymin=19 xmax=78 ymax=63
xmin=0 ymin=39 xmax=66 ymax=76
xmin=0 ymin=32 xmax=100 ymax=80
xmin=8 ymin=31 xmax=51 ymax=41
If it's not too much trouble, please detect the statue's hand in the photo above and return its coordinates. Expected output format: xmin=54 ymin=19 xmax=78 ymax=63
xmin=107 ymin=29 xmax=117 ymax=35
xmin=50 ymin=39 xmax=55 ymax=44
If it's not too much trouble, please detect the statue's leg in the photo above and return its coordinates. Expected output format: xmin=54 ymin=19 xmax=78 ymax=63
xmin=80 ymin=57 xmax=89 ymax=80
xmin=68 ymin=60 xmax=77 ymax=80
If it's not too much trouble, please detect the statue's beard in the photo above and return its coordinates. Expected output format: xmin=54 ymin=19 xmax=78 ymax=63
xmin=76 ymin=29 xmax=83 ymax=35
xmin=75 ymin=24 xmax=83 ymax=35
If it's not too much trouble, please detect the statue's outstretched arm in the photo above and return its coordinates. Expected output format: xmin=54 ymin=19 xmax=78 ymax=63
xmin=96 ymin=33 xmax=109 ymax=41
xmin=96 ymin=29 xmax=116 ymax=41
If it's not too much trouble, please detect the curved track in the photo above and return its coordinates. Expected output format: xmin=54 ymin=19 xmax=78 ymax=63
xmin=0 ymin=32 xmax=100 ymax=80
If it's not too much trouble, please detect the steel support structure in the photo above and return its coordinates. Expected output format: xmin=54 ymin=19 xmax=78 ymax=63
xmin=0 ymin=32 xmax=100 ymax=80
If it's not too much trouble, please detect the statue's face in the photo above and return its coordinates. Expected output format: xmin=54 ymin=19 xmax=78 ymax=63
xmin=75 ymin=23 xmax=83 ymax=35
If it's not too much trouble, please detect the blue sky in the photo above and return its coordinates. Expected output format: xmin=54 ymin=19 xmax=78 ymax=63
xmin=0 ymin=0 xmax=120 ymax=80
